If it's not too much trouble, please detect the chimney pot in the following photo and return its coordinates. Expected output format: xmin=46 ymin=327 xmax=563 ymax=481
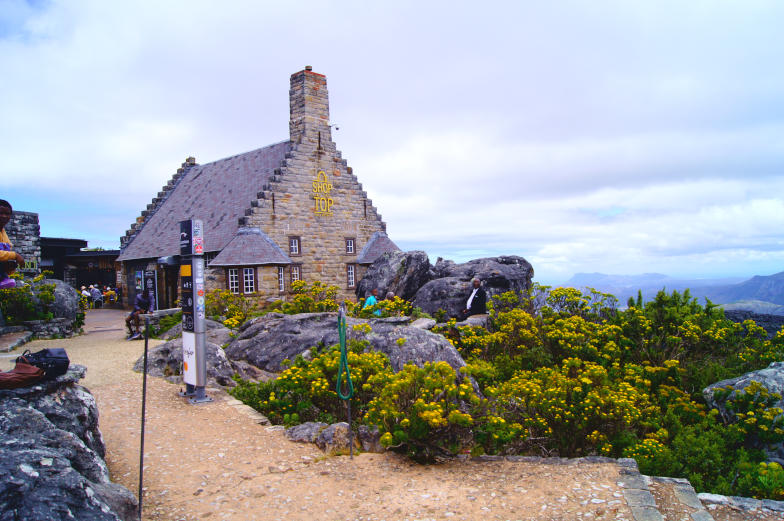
xmin=305 ymin=65 xmax=312 ymax=71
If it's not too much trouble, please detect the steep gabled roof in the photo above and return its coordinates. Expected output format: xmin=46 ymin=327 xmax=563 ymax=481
xmin=117 ymin=141 xmax=291 ymax=262
xmin=209 ymin=227 xmax=291 ymax=266
xmin=356 ymin=231 xmax=400 ymax=264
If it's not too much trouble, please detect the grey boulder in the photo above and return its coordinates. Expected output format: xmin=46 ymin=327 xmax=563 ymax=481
xmin=133 ymin=334 xmax=259 ymax=387
xmin=414 ymin=256 xmax=534 ymax=319
xmin=35 ymin=278 xmax=81 ymax=322
xmin=0 ymin=365 xmax=137 ymax=521
xmin=159 ymin=319 xmax=233 ymax=346
xmin=224 ymin=312 xmax=467 ymax=373
xmin=704 ymin=361 xmax=784 ymax=463
xmin=356 ymin=250 xmax=432 ymax=300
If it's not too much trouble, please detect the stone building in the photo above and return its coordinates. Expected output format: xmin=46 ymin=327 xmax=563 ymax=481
xmin=5 ymin=211 xmax=41 ymax=276
xmin=117 ymin=67 xmax=399 ymax=309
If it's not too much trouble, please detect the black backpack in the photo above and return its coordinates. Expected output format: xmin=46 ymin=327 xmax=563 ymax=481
xmin=18 ymin=348 xmax=70 ymax=380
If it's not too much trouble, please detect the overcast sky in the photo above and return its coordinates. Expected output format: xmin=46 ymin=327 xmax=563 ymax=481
xmin=2 ymin=0 xmax=783 ymax=284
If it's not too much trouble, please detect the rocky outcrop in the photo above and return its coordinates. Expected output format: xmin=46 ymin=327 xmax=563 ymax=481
xmin=132 ymin=334 xmax=269 ymax=387
xmin=0 ymin=365 xmax=137 ymax=521
xmin=413 ymin=256 xmax=534 ymax=319
xmin=725 ymin=310 xmax=784 ymax=339
xmin=159 ymin=319 xmax=233 ymax=345
xmin=37 ymin=278 xmax=81 ymax=323
xmin=285 ymin=421 xmax=366 ymax=455
xmin=356 ymin=250 xmax=433 ymax=300
xmin=703 ymin=361 xmax=784 ymax=463
xmin=224 ymin=312 xmax=466 ymax=373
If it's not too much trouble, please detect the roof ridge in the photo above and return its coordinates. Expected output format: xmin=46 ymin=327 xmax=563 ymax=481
xmin=120 ymin=157 xmax=198 ymax=251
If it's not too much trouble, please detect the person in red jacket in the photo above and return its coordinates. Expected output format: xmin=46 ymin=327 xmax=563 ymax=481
xmin=0 ymin=200 xmax=24 ymax=290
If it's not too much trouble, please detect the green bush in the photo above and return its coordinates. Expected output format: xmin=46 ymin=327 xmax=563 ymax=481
xmin=0 ymin=274 xmax=57 ymax=325
xmin=153 ymin=311 xmax=182 ymax=337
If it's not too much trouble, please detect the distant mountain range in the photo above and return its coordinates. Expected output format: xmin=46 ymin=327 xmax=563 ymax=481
xmin=562 ymin=271 xmax=784 ymax=315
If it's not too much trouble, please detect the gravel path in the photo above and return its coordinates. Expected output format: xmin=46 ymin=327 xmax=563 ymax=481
xmin=11 ymin=309 xmax=776 ymax=521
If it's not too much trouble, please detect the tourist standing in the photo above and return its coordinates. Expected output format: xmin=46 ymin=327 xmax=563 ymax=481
xmin=462 ymin=277 xmax=487 ymax=318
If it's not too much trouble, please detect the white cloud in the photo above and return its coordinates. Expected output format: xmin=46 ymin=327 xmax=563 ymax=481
xmin=2 ymin=0 xmax=784 ymax=285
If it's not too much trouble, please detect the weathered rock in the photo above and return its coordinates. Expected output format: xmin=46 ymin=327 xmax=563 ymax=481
xmin=414 ymin=256 xmax=534 ymax=319
xmin=224 ymin=312 xmax=467 ymax=373
xmin=358 ymin=424 xmax=384 ymax=453
xmin=725 ymin=310 xmax=784 ymax=339
xmin=0 ymin=365 xmax=137 ymax=521
xmin=704 ymin=361 xmax=784 ymax=462
xmin=457 ymin=315 xmax=490 ymax=329
xmin=315 ymin=422 xmax=360 ymax=455
xmin=36 ymin=279 xmax=81 ymax=322
xmin=285 ymin=422 xmax=328 ymax=443
xmin=356 ymin=250 xmax=432 ymax=300
xmin=411 ymin=318 xmax=436 ymax=330
xmin=132 ymin=336 xmax=249 ymax=387
xmin=160 ymin=319 xmax=232 ymax=345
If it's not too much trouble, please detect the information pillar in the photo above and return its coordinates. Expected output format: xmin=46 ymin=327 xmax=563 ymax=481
xmin=178 ymin=219 xmax=211 ymax=404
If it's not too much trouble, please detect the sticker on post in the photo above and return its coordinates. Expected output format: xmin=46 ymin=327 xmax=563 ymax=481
xmin=182 ymin=331 xmax=197 ymax=385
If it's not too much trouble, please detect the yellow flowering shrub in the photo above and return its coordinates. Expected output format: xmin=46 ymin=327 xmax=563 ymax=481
xmin=489 ymin=358 xmax=656 ymax=456
xmin=365 ymin=361 xmax=480 ymax=460
xmin=205 ymin=288 xmax=259 ymax=326
xmin=230 ymin=338 xmax=393 ymax=426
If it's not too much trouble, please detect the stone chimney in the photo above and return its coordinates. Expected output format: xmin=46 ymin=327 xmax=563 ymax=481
xmin=289 ymin=65 xmax=331 ymax=147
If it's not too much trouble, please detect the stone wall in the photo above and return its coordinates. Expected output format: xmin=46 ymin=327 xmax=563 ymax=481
xmin=23 ymin=317 xmax=77 ymax=338
xmin=5 ymin=210 xmax=41 ymax=276
xmin=244 ymin=68 xmax=388 ymax=301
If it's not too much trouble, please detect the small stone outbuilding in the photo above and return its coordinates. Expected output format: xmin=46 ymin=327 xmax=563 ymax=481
xmin=117 ymin=67 xmax=399 ymax=307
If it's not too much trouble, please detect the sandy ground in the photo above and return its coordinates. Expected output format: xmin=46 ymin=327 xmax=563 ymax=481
xmin=6 ymin=309 xmax=778 ymax=521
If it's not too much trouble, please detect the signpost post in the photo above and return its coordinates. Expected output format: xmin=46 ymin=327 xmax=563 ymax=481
xmin=178 ymin=219 xmax=212 ymax=404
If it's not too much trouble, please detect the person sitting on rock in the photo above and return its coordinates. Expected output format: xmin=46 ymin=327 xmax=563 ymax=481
xmin=0 ymin=199 xmax=24 ymax=290
xmin=362 ymin=288 xmax=382 ymax=316
xmin=462 ymin=277 xmax=487 ymax=318
xmin=125 ymin=291 xmax=151 ymax=339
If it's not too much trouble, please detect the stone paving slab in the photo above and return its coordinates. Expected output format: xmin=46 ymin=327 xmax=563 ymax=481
xmin=0 ymin=330 xmax=32 ymax=352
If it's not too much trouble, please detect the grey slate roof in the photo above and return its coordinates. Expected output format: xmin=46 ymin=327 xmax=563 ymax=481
xmin=117 ymin=141 xmax=291 ymax=262
xmin=209 ymin=227 xmax=292 ymax=266
xmin=356 ymin=231 xmax=400 ymax=264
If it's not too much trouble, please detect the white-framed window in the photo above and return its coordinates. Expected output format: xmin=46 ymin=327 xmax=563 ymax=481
xmin=204 ymin=252 xmax=218 ymax=266
xmin=345 ymin=238 xmax=355 ymax=254
xmin=289 ymin=236 xmax=301 ymax=256
xmin=243 ymin=267 xmax=255 ymax=294
xmin=347 ymin=264 xmax=356 ymax=288
xmin=228 ymin=268 xmax=239 ymax=294
xmin=277 ymin=266 xmax=285 ymax=293
xmin=290 ymin=264 xmax=301 ymax=284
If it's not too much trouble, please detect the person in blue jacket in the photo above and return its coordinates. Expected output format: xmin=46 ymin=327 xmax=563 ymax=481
xmin=363 ymin=288 xmax=381 ymax=316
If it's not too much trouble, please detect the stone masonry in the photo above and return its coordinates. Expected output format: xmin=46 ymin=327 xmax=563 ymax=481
xmin=5 ymin=210 xmax=41 ymax=276
xmin=228 ymin=68 xmax=388 ymax=301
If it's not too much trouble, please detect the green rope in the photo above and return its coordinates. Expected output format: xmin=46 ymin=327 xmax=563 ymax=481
xmin=335 ymin=310 xmax=354 ymax=400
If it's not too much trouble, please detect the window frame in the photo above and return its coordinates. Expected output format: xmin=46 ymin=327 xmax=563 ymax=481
xmin=345 ymin=237 xmax=356 ymax=255
xmin=277 ymin=266 xmax=285 ymax=293
xmin=243 ymin=267 xmax=256 ymax=294
xmin=288 ymin=236 xmax=301 ymax=256
xmin=290 ymin=264 xmax=302 ymax=285
xmin=227 ymin=266 xmax=256 ymax=295
xmin=346 ymin=264 xmax=356 ymax=288
xmin=228 ymin=268 xmax=240 ymax=294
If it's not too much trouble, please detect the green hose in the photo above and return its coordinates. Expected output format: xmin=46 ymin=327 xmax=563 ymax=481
xmin=335 ymin=309 xmax=354 ymax=400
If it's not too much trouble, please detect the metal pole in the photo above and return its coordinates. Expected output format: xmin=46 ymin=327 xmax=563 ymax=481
xmin=138 ymin=317 xmax=150 ymax=520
